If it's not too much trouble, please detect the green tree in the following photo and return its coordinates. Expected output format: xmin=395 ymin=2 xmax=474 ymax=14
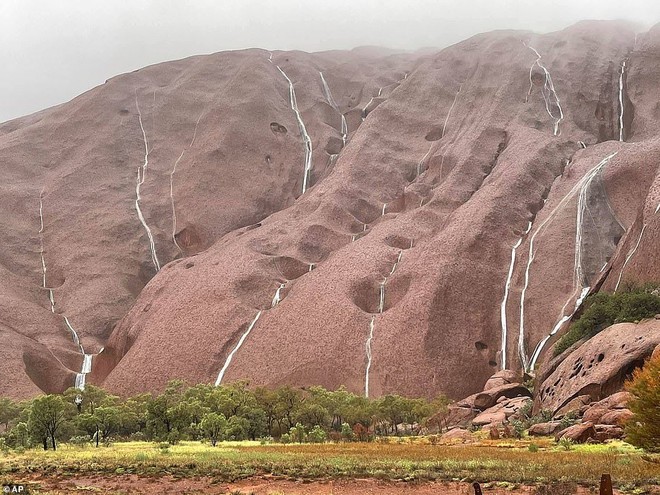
xmin=28 ymin=395 xmax=70 ymax=450
xmin=626 ymin=353 xmax=660 ymax=451
xmin=295 ymin=402 xmax=330 ymax=430
xmin=64 ymin=384 xmax=116 ymax=414
xmin=275 ymin=386 xmax=302 ymax=431
xmin=146 ymin=380 xmax=186 ymax=440
xmin=254 ymin=387 xmax=279 ymax=436
xmin=200 ymin=412 xmax=227 ymax=446
xmin=208 ymin=382 xmax=257 ymax=418
xmin=226 ymin=415 xmax=250 ymax=440
xmin=0 ymin=397 xmax=20 ymax=430
xmin=376 ymin=395 xmax=410 ymax=435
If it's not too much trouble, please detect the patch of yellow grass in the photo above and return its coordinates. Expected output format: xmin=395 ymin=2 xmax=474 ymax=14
xmin=0 ymin=439 xmax=658 ymax=488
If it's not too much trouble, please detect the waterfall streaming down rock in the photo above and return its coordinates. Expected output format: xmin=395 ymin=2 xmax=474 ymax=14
xmin=378 ymin=281 xmax=385 ymax=314
xmin=276 ymin=66 xmax=313 ymax=194
xmin=75 ymin=373 xmax=86 ymax=390
xmin=619 ymin=60 xmax=627 ymax=142
xmin=81 ymin=354 xmax=93 ymax=374
xmin=134 ymin=94 xmax=161 ymax=271
xmin=615 ymin=224 xmax=647 ymax=292
xmin=364 ymin=251 xmax=405 ymax=396
xmin=526 ymin=152 xmax=619 ymax=370
xmin=319 ymin=71 xmax=348 ymax=146
xmin=364 ymin=316 xmax=376 ymax=398
xmin=525 ymin=43 xmax=564 ymax=136
xmin=271 ymin=283 xmax=286 ymax=307
xmin=75 ymin=354 xmax=94 ymax=390
xmin=215 ymin=310 xmax=263 ymax=386
xmin=500 ymin=221 xmax=533 ymax=370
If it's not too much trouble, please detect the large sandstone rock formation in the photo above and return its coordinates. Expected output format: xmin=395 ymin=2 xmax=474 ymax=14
xmin=1 ymin=20 xmax=660 ymax=400
xmin=538 ymin=319 xmax=660 ymax=413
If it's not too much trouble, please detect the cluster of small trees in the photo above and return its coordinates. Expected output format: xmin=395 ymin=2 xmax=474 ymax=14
xmin=0 ymin=381 xmax=449 ymax=451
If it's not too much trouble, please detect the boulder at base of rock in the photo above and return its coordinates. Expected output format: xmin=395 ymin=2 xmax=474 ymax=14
xmin=594 ymin=424 xmax=625 ymax=443
xmin=474 ymin=383 xmax=532 ymax=410
xmin=528 ymin=421 xmax=563 ymax=436
xmin=473 ymin=396 xmax=531 ymax=427
xmin=484 ymin=370 xmax=521 ymax=391
xmin=440 ymin=428 xmax=473 ymax=443
xmin=599 ymin=408 xmax=634 ymax=427
xmin=539 ymin=320 xmax=660 ymax=414
xmin=442 ymin=405 xmax=478 ymax=429
xmin=583 ymin=392 xmax=633 ymax=423
xmin=553 ymin=395 xmax=591 ymax=419
xmin=653 ymin=343 xmax=660 ymax=360
xmin=473 ymin=409 xmax=507 ymax=427
xmin=555 ymin=422 xmax=596 ymax=443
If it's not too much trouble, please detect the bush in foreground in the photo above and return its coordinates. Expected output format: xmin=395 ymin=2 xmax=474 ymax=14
xmin=626 ymin=353 xmax=660 ymax=452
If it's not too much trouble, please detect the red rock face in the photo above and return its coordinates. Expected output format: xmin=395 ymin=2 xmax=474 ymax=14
xmin=1 ymin=21 xmax=659 ymax=400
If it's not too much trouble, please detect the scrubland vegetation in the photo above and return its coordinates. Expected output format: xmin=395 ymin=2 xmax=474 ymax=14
xmin=554 ymin=285 xmax=660 ymax=356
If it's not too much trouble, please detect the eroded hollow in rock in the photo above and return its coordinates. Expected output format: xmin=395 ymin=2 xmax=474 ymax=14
xmin=425 ymin=127 xmax=444 ymax=141
xmin=383 ymin=235 xmax=415 ymax=250
xmin=270 ymin=122 xmax=287 ymax=134
xmin=271 ymin=256 xmax=310 ymax=280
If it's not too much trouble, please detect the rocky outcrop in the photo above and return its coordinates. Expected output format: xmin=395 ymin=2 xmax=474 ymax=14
xmin=440 ymin=428 xmax=474 ymax=443
xmin=594 ymin=424 xmax=625 ymax=442
xmin=528 ymin=421 xmax=563 ymax=436
xmin=483 ymin=370 xmax=520 ymax=390
xmin=473 ymin=396 xmax=531 ymax=426
xmin=553 ymin=395 xmax=591 ymax=419
xmin=538 ymin=320 xmax=660 ymax=414
xmin=556 ymin=422 xmax=596 ymax=443
xmin=442 ymin=405 xmax=478 ymax=429
xmin=582 ymin=392 xmax=632 ymax=423
xmin=2 ymin=20 xmax=660 ymax=400
xmin=474 ymin=383 xmax=532 ymax=410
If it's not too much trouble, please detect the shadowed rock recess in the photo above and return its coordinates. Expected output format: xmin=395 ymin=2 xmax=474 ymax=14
xmin=1 ymin=21 xmax=660 ymax=400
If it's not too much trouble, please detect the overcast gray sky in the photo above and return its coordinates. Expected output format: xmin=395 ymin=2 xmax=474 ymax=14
xmin=1 ymin=0 xmax=658 ymax=123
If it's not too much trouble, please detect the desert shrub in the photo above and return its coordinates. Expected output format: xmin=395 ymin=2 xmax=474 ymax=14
xmin=519 ymin=400 xmax=533 ymax=418
xmin=279 ymin=433 xmax=291 ymax=444
xmin=510 ymin=420 xmax=525 ymax=439
xmin=558 ymin=437 xmax=574 ymax=451
xmin=167 ymin=428 xmax=181 ymax=445
xmin=528 ymin=443 xmax=539 ymax=452
xmin=625 ymin=353 xmax=660 ymax=451
xmin=340 ymin=422 xmax=354 ymax=441
xmin=130 ymin=431 xmax=146 ymax=442
xmin=289 ymin=423 xmax=306 ymax=443
xmin=554 ymin=287 xmax=660 ymax=356
xmin=328 ymin=431 xmax=343 ymax=443
xmin=559 ymin=411 xmax=578 ymax=430
xmin=525 ymin=408 xmax=553 ymax=428
xmin=307 ymin=425 xmax=327 ymax=443
xmin=69 ymin=435 xmax=90 ymax=447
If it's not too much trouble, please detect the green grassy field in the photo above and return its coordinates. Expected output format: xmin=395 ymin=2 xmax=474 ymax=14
xmin=1 ymin=438 xmax=659 ymax=490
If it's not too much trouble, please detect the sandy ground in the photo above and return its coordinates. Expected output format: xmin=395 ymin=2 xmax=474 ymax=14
xmin=10 ymin=474 xmax=652 ymax=494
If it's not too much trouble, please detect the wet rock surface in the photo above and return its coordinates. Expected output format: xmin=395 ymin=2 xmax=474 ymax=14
xmin=1 ymin=21 xmax=660 ymax=400
xmin=538 ymin=320 xmax=660 ymax=414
